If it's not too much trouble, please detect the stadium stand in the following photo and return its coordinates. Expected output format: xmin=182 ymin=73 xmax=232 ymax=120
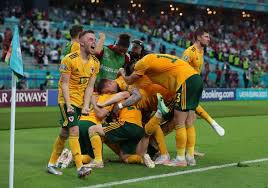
xmin=0 ymin=1 xmax=267 ymax=89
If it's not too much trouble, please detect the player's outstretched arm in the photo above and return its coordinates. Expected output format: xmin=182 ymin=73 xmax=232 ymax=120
xmin=119 ymin=68 xmax=141 ymax=85
xmin=97 ymin=91 xmax=130 ymax=107
xmin=95 ymin=32 xmax=105 ymax=55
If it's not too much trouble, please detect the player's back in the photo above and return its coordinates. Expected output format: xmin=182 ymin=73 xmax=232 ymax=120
xmin=62 ymin=41 xmax=80 ymax=57
xmin=118 ymin=104 xmax=142 ymax=127
xmin=135 ymin=54 xmax=198 ymax=92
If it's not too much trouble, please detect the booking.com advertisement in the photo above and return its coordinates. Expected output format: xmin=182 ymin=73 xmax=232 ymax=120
xmin=200 ymin=89 xmax=236 ymax=101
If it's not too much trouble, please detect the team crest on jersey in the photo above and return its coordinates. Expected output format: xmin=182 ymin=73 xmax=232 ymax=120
xmin=91 ymin=67 xmax=95 ymax=73
xmin=68 ymin=116 xmax=74 ymax=122
xmin=59 ymin=64 xmax=67 ymax=71
xmin=183 ymin=55 xmax=189 ymax=62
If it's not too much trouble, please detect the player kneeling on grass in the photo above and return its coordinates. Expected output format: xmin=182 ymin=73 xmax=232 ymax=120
xmin=90 ymin=92 xmax=169 ymax=168
xmin=78 ymin=79 xmax=131 ymax=168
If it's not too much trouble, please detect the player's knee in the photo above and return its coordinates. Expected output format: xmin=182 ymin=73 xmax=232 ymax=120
xmin=175 ymin=124 xmax=185 ymax=129
xmin=69 ymin=126 xmax=79 ymax=136
xmin=185 ymin=112 xmax=196 ymax=126
xmin=60 ymin=128 xmax=69 ymax=139
xmin=88 ymin=126 xmax=96 ymax=136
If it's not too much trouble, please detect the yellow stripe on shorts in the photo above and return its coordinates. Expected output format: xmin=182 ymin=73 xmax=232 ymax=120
xmin=182 ymin=82 xmax=187 ymax=110
xmin=60 ymin=104 xmax=68 ymax=127
xmin=104 ymin=122 xmax=122 ymax=133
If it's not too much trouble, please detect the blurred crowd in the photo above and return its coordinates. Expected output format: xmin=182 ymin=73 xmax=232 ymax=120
xmin=0 ymin=3 xmax=267 ymax=89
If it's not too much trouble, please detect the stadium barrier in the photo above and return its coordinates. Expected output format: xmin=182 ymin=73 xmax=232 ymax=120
xmin=0 ymin=90 xmax=47 ymax=107
xmin=236 ymin=88 xmax=268 ymax=101
xmin=200 ymin=88 xmax=236 ymax=101
xmin=1 ymin=88 xmax=268 ymax=107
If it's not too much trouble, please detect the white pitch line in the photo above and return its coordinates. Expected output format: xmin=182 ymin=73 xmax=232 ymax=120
xmin=79 ymin=158 xmax=268 ymax=188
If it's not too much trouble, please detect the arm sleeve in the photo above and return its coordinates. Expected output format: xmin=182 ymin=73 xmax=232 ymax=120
xmin=59 ymin=57 xmax=71 ymax=74
xmin=93 ymin=59 xmax=100 ymax=77
xmin=182 ymin=49 xmax=193 ymax=63
xmin=115 ymin=76 xmax=129 ymax=91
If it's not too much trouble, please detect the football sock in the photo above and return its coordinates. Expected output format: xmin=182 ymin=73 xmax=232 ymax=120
xmin=176 ymin=126 xmax=187 ymax=158
xmin=195 ymin=105 xmax=214 ymax=125
xmin=145 ymin=115 xmax=161 ymax=135
xmin=154 ymin=126 xmax=168 ymax=155
xmin=186 ymin=126 xmax=196 ymax=157
xmin=90 ymin=134 xmax=103 ymax=162
xmin=82 ymin=155 xmax=92 ymax=164
xmin=69 ymin=135 xmax=83 ymax=170
xmin=48 ymin=135 xmax=67 ymax=165
xmin=125 ymin=154 xmax=142 ymax=164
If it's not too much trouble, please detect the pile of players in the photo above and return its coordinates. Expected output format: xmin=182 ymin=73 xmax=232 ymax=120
xmin=46 ymin=25 xmax=225 ymax=178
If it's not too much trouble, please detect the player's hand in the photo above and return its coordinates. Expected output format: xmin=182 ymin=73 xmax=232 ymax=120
xmin=99 ymin=32 xmax=106 ymax=41
xmin=67 ymin=104 xmax=74 ymax=115
xmin=96 ymin=103 xmax=104 ymax=108
xmin=118 ymin=68 xmax=125 ymax=76
xmin=81 ymin=107 xmax=90 ymax=115
xmin=112 ymin=103 xmax=121 ymax=117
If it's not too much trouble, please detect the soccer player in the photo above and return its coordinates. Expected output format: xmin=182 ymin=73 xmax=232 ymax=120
xmin=182 ymin=27 xmax=224 ymax=136
xmin=62 ymin=25 xmax=83 ymax=57
xmin=78 ymin=79 xmax=131 ymax=168
xmin=95 ymin=33 xmax=131 ymax=82
xmin=120 ymin=53 xmax=203 ymax=166
xmin=47 ymin=30 xmax=99 ymax=178
xmin=119 ymin=64 xmax=173 ymax=164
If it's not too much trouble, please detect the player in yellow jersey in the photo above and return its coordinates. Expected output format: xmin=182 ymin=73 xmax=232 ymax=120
xmin=78 ymin=79 xmax=131 ymax=168
xmin=182 ymin=27 xmax=225 ymax=137
xmin=47 ymin=30 xmax=99 ymax=178
xmin=86 ymin=77 xmax=170 ymax=168
xmin=118 ymin=63 xmax=174 ymax=164
xmin=120 ymin=53 xmax=203 ymax=166
xmin=62 ymin=25 xmax=83 ymax=57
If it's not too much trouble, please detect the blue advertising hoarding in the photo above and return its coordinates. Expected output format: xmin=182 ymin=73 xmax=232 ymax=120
xmin=236 ymin=89 xmax=268 ymax=100
xmin=44 ymin=88 xmax=268 ymax=107
xmin=200 ymin=88 xmax=236 ymax=101
xmin=47 ymin=89 xmax=58 ymax=106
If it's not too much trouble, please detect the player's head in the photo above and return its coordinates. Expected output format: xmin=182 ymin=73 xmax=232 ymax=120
xmin=70 ymin=25 xmax=83 ymax=39
xmin=129 ymin=39 xmax=144 ymax=59
xmin=131 ymin=39 xmax=144 ymax=55
xmin=194 ymin=27 xmax=210 ymax=47
xmin=114 ymin=33 xmax=131 ymax=55
xmin=79 ymin=30 xmax=96 ymax=55
xmin=97 ymin=79 xmax=119 ymax=94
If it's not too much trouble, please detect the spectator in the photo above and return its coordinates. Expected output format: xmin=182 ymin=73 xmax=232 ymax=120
xmin=50 ymin=48 xmax=59 ymax=64
xmin=243 ymin=70 xmax=250 ymax=88
xmin=215 ymin=64 xmax=222 ymax=87
xmin=1 ymin=28 xmax=12 ymax=62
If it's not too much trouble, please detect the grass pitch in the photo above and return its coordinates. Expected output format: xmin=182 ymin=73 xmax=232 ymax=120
xmin=1 ymin=101 xmax=268 ymax=188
